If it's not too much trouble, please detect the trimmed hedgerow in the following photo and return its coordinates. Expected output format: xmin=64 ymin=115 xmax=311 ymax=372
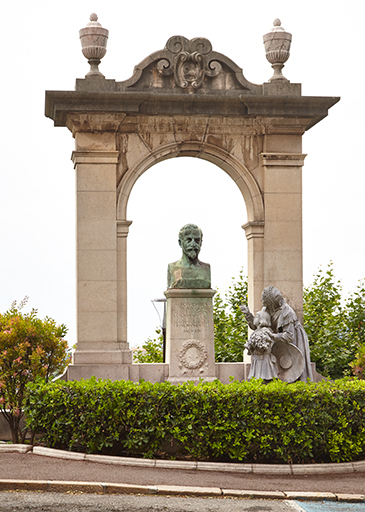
xmin=24 ymin=378 xmax=365 ymax=464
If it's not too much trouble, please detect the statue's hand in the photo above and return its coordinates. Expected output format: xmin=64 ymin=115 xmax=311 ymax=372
xmin=267 ymin=332 xmax=280 ymax=345
xmin=240 ymin=305 xmax=250 ymax=315
xmin=270 ymin=333 xmax=289 ymax=344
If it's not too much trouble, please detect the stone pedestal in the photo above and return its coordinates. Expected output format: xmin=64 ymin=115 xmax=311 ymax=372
xmin=164 ymin=288 xmax=216 ymax=383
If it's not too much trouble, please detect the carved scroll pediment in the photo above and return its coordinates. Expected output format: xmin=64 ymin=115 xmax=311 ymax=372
xmin=156 ymin=36 xmax=222 ymax=89
xmin=119 ymin=35 xmax=261 ymax=94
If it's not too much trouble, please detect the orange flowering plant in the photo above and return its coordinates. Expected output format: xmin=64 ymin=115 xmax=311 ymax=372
xmin=0 ymin=297 xmax=71 ymax=443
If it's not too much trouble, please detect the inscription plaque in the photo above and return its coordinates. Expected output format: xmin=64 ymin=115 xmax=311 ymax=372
xmin=173 ymin=301 xmax=209 ymax=331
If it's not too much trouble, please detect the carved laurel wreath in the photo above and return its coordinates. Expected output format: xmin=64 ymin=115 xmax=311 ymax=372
xmin=157 ymin=36 xmax=222 ymax=89
xmin=179 ymin=339 xmax=208 ymax=370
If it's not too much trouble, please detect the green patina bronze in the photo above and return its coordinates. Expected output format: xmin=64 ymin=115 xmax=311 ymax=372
xmin=167 ymin=224 xmax=211 ymax=289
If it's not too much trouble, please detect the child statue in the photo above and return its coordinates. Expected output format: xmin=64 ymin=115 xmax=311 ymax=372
xmin=245 ymin=309 xmax=278 ymax=382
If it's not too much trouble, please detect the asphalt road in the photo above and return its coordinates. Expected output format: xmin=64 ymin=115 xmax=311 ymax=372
xmin=0 ymin=492 xmax=308 ymax=512
xmin=1 ymin=492 xmax=365 ymax=512
xmin=298 ymin=503 xmax=365 ymax=512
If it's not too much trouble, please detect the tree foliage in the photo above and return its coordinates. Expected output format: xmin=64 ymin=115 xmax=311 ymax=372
xmin=303 ymin=263 xmax=348 ymax=379
xmin=0 ymin=297 xmax=71 ymax=443
xmin=133 ymin=329 xmax=163 ymax=363
xmin=303 ymin=263 xmax=365 ymax=379
xmin=345 ymin=280 xmax=365 ymax=348
xmin=213 ymin=269 xmax=248 ymax=362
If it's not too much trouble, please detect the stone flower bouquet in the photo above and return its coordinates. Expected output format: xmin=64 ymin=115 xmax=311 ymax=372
xmin=245 ymin=327 xmax=273 ymax=355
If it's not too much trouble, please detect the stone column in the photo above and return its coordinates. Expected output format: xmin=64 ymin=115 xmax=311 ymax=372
xmin=117 ymin=220 xmax=133 ymax=363
xmin=241 ymin=220 xmax=264 ymax=367
xmin=67 ymin=143 xmax=130 ymax=380
xmin=242 ymin=221 xmax=265 ymax=314
xmin=260 ymin=152 xmax=306 ymax=318
xmin=164 ymin=289 xmax=216 ymax=383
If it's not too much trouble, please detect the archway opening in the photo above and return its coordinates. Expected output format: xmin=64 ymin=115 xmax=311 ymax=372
xmin=127 ymin=156 xmax=248 ymax=348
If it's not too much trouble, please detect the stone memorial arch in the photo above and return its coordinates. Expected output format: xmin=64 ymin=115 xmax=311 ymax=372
xmin=46 ymin=16 xmax=339 ymax=381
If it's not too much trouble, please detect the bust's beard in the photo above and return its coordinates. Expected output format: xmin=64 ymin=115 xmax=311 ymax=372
xmin=186 ymin=249 xmax=199 ymax=260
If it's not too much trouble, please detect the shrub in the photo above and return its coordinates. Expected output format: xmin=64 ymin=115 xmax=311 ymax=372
xmin=25 ymin=377 xmax=365 ymax=464
xmin=0 ymin=298 xmax=70 ymax=443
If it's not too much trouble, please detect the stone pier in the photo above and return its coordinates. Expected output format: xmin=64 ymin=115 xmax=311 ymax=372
xmin=165 ymin=289 xmax=216 ymax=383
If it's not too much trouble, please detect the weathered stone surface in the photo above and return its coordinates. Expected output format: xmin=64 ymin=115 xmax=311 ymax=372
xmin=291 ymin=462 xmax=355 ymax=475
xmin=164 ymin=289 xmax=216 ymax=383
xmin=156 ymin=484 xmax=221 ymax=496
xmin=284 ymin=491 xmax=337 ymax=501
xmin=129 ymin=363 xmax=169 ymax=383
xmin=47 ymin=481 xmax=104 ymax=493
xmin=252 ymin=464 xmax=292 ymax=475
xmin=243 ymin=286 xmax=313 ymax=382
xmin=336 ymin=494 xmax=365 ymax=502
xmin=33 ymin=446 xmax=85 ymax=460
xmin=223 ymin=489 xmax=285 ymax=498
xmin=85 ymin=453 xmax=155 ymax=466
xmin=263 ymin=19 xmax=292 ymax=82
xmin=198 ymin=462 xmax=252 ymax=473
xmin=103 ymin=483 xmax=158 ymax=494
xmin=66 ymin=363 xmax=130 ymax=381
xmin=0 ymin=480 xmax=48 ymax=492
xmin=79 ymin=14 xmax=108 ymax=78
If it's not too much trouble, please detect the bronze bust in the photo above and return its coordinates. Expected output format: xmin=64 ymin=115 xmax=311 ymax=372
xmin=167 ymin=224 xmax=211 ymax=289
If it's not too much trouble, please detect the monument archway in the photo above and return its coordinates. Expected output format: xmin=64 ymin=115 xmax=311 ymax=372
xmin=117 ymin=143 xmax=264 ymax=222
xmin=123 ymin=153 xmax=252 ymax=347
xmin=117 ymin=142 xmax=263 ymax=344
xmin=45 ymin=23 xmax=339 ymax=381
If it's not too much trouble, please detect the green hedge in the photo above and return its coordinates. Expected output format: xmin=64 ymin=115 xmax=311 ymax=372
xmin=24 ymin=378 xmax=365 ymax=464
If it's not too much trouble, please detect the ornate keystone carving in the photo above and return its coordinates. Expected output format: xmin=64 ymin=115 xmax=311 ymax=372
xmin=157 ymin=36 xmax=222 ymax=89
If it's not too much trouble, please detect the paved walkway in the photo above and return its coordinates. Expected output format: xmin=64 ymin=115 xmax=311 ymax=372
xmin=0 ymin=445 xmax=364 ymax=505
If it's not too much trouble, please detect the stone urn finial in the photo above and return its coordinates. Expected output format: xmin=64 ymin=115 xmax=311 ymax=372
xmin=79 ymin=14 xmax=109 ymax=77
xmin=263 ymin=19 xmax=292 ymax=82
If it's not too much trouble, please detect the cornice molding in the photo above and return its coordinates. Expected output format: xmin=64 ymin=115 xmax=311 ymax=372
xmin=116 ymin=220 xmax=133 ymax=238
xmin=260 ymin=153 xmax=307 ymax=167
xmin=242 ymin=221 xmax=265 ymax=240
xmin=45 ymin=90 xmax=340 ymax=132
xmin=71 ymin=151 xmax=119 ymax=166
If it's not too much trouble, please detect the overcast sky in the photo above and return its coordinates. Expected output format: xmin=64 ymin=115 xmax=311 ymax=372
xmin=1 ymin=1 xmax=364 ymax=349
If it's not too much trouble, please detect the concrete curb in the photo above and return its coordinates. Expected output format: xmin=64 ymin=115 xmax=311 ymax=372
xmin=0 ymin=444 xmax=32 ymax=454
xmin=0 ymin=480 xmax=364 ymax=502
xmin=26 ymin=445 xmax=365 ymax=475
